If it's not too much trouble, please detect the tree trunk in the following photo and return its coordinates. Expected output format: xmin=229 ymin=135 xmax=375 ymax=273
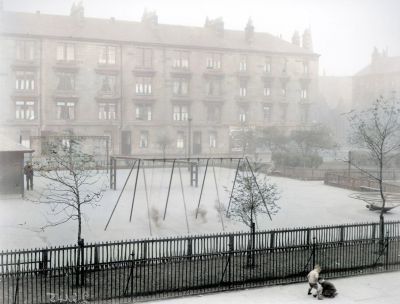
xmin=378 ymin=159 xmax=386 ymax=250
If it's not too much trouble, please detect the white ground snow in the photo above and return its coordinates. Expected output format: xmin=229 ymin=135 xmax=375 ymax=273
xmin=154 ymin=271 xmax=400 ymax=304
xmin=1 ymin=167 xmax=400 ymax=249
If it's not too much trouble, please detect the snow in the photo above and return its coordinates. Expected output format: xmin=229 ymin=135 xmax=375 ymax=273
xmin=1 ymin=167 xmax=400 ymax=249
xmin=153 ymin=271 xmax=400 ymax=304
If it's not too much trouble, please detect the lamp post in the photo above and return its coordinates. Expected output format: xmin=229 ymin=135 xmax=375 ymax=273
xmin=188 ymin=117 xmax=192 ymax=159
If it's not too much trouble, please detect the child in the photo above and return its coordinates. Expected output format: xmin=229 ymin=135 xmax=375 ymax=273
xmin=307 ymin=264 xmax=322 ymax=299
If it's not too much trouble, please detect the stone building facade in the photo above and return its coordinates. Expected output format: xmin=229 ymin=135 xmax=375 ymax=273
xmin=0 ymin=4 xmax=319 ymax=157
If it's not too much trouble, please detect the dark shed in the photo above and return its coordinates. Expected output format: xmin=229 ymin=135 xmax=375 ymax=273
xmin=0 ymin=135 xmax=34 ymax=197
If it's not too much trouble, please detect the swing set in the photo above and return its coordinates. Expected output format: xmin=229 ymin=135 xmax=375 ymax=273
xmin=104 ymin=156 xmax=270 ymax=235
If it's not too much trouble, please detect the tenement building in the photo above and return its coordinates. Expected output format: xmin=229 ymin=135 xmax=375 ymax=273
xmin=353 ymin=47 xmax=400 ymax=109
xmin=0 ymin=4 xmax=319 ymax=157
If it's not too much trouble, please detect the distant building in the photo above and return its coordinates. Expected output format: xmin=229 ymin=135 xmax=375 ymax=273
xmin=316 ymin=76 xmax=352 ymax=144
xmin=0 ymin=3 xmax=319 ymax=157
xmin=353 ymin=48 xmax=400 ymax=109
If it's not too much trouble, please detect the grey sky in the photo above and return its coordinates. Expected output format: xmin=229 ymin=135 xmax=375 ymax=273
xmin=4 ymin=0 xmax=400 ymax=76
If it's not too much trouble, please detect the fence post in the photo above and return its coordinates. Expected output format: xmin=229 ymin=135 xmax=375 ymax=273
xmin=270 ymin=231 xmax=275 ymax=249
xmin=187 ymin=238 xmax=193 ymax=259
xmin=372 ymin=224 xmax=377 ymax=243
xmin=141 ymin=242 xmax=147 ymax=263
xmin=385 ymin=232 xmax=390 ymax=270
xmin=340 ymin=226 xmax=345 ymax=244
xmin=306 ymin=229 xmax=311 ymax=246
xmin=76 ymin=238 xmax=85 ymax=287
xmin=94 ymin=245 xmax=99 ymax=270
xmin=312 ymin=237 xmax=316 ymax=268
xmin=39 ymin=249 xmax=48 ymax=276
xmin=229 ymin=234 xmax=234 ymax=286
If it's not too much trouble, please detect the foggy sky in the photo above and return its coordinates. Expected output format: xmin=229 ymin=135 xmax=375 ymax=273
xmin=3 ymin=0 xmax=400 ymax=76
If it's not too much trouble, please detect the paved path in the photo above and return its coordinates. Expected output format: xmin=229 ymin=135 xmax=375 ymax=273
xmin=152 ymin=271 xmax=400 ymax=304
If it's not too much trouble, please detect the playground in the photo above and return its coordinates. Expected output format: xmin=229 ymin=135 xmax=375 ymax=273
xmin=1 ymin=156 xmax=400 ymax=249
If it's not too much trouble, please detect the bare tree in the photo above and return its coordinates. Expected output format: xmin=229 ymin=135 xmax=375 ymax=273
xmin=227 ymin=162 xmax=280 ymax=265
xmin=348 ymin=97 xmax=400 ymax=245
xmin=33 ymin=138 xmax=107 ymax=243
xmin=290 ymin=124 xmax=336 ymax=168
xmin=156 ymin=132 xmax=172 ymax=159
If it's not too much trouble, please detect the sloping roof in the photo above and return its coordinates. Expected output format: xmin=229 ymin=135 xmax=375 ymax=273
xmin=1 ymin=11 xmax=317 ymax=56
xmin=355 ymin=56 xmax=400 ymax=76
xmin=0 ymin=135 xmax=34 ymax=153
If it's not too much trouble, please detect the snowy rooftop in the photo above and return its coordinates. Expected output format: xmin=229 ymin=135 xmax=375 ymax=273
xmin=0 ymin=135 xmax=34 ymax=153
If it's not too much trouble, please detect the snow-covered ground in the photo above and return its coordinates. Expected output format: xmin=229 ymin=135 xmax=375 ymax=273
xmin=1 ymin=167 xmax=400 ymax=249
xmin=154 ymin=271 xmax=400 ymax=304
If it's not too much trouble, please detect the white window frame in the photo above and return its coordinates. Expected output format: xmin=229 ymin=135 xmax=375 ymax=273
xmin=57 ymin=101 xmax=75 ymax=120
xmin=176 ymin=131 xmax=185 ymax=149
xmin=209 ymin=132 xmax=217 ymax=148
xmin=135 ymin=77 xmax=152 ymax=95
xmin=135 ymin=105 xmax=152 ymax=121
xmin=173 ymin=105 xmax=188 ymax=121
xmin=99 ymin=46 xmax=116 ymax=65
xmin=15 ymin=101 xmax=35 ymax=120
xmin=56 ymin=43 xmax=75 ymax=61
xmin=139 ymin=131 xmax=149 ymax=148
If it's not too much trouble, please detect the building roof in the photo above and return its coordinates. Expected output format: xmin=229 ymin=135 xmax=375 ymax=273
xmin=355 ymin=56 xmax=400 ymax=76
xmin=0 ymin=135 xmax=34 ymax=153
xmin=1 ymin=11 xmax=317 ymax=56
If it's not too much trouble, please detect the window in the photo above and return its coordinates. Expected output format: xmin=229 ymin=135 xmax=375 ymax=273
xmin=264 ymin=57 xmax=271 ymax=73
xmin=264 ymin=85 xmax=271 ymax=97
xmin=282 ymin=58 xmax=288 ymax=73
xmin=239 ymin=55 xmax=247 ymax=71
xmin=100 ymin=75 xmax=116 ymax=93
xmin=99 ymin=46 xmax=116 ymax=64
xmin=20 ymin=132 xmax=31 ymax=148
xmin=280 ymin=104 xmax=287 ymax=122
xmin=173 ymin=51 xmax=189 ymax=69
xmin=239 ymin=80 xmax=247 ymax=97
xmin=137 ymin=48 xmax=153 ymax=68
xmin=205 ymin=79 xmax=222 ymax=96
xmin=56 ymin=43 xmax=75 ymax=61
xmin=15 ymin=71 xmax=35 ymax=91
xmin=303 ymin=62 xmax=309 ymax=75
xmin=57 ymin=101 xmax=75 ymax=120
xmin=177 ymin=131 xmax=185 ymax=149
xmin=135 ymin=104 xmax=152 ymax=120
xmin=16 ymin=40 xmax=35 ymax=61
xmin=300 ymin=104 xmax=310 ymax=123
xmin=98 ymin=103 xmax=116 ymax=120
xmin=209 ymin=132 xmax=217 ymax=148
xmin=301 ymin=88 xmax=308 ymax=100
xmin=263 ymin=104 xmax=272 ymax=121
xmin=57 ymin=72 xmax=75 ymax=91
xmin=239 ymin=108 xmax=247 ymax=123
xmin=15 ymin=101 xmax=35 ymax=120
xmin=172 ymin=78 xmax=189 ymax=95
xmin=135 ymin=77 xmax=152 ymax=95
xmin=139 ymin=131 xmax=149 ymax=148
xmin=281 ymin=83 xmax=287 ymax=97
xmin=207 ymin=105 xmax=221 ymax=122
xmin=206 ymin=53 xmax=222 ymax=69
xmin=173 ymin=105 xmax=188 ymax=121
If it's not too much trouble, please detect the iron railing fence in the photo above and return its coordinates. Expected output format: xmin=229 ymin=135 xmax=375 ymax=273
xmin=1 ymin=221 xmax=400 ymax=303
